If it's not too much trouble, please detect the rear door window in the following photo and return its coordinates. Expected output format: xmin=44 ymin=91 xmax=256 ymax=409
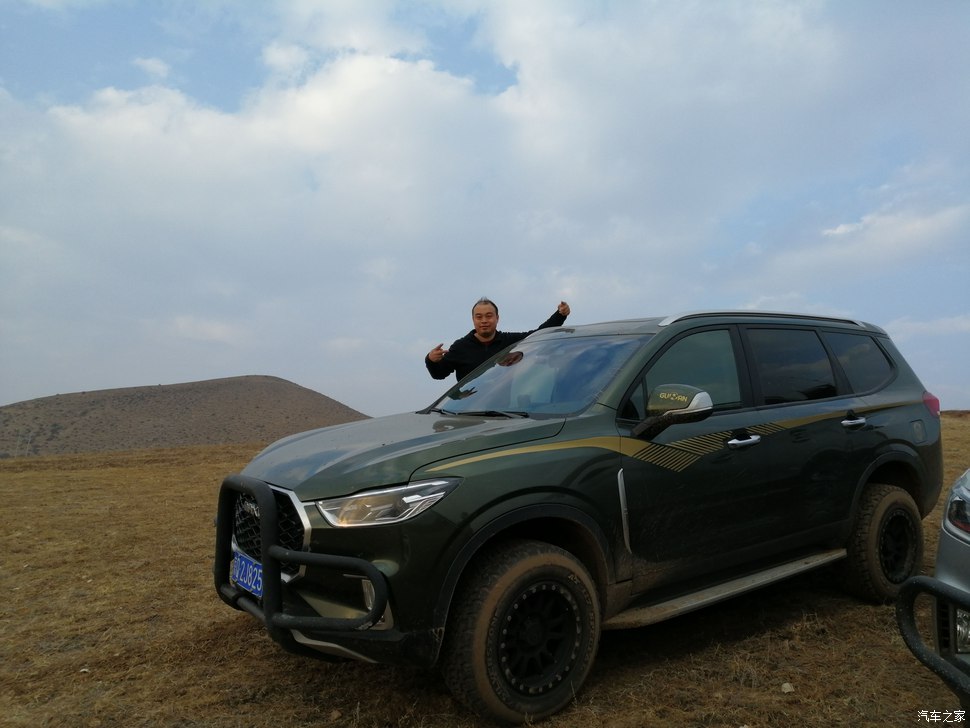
xmin=745 ymin=328 xmax=837 ymax=404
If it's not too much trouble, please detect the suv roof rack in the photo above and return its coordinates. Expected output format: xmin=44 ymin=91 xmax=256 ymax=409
xmin=658 ymin=310 xmax=880 ymax=331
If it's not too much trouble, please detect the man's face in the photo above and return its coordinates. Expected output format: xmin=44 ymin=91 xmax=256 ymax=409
xmin=472 ymin=303 xmax=499 ymax=340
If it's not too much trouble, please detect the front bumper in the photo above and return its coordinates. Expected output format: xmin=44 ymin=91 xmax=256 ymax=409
xmin=214 ymin=474 xmax=439 ymax=665
xmin=896 ymin=575 xmax=970 ymax=706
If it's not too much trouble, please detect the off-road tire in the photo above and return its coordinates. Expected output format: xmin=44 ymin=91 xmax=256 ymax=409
xmin=441 ymin=539 xmax=600 ymax=724
xmin=840 ymin=483 xmax=923 ymax=603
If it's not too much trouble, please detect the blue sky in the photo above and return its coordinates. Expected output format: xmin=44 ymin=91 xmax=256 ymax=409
xmin=1 ymin=0 xmax=968 ymax=416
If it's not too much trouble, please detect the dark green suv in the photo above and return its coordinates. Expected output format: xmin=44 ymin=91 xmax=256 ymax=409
xmin=214 ymin=311 xmax=943 ymax=723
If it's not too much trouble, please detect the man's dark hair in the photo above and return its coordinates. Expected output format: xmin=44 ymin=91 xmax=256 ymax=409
xmin=472 ymin=297 xmax=499 ymax=316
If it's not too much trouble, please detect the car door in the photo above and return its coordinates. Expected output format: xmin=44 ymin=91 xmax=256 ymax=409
xmin=618 ymin=325 xmax=849 ymax=593
xmin=739 ymin=325 xmax=859 ymax=538
xmin=818 ymin=328 xmax=902 ymax=517
xmin=618 ymin=326 xmax=775 ymax=591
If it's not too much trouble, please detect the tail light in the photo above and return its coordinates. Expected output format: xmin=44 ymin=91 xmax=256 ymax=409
xmin=923 ymin=391 xmax=941 ymax=418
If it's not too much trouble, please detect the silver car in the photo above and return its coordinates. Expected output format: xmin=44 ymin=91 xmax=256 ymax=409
xmin=897 ymin=468 xmax=970 ymax=710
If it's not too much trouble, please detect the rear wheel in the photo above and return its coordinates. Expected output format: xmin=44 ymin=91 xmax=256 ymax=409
xmin=441 ymin=540 xmax=600 ymax=724
xmin=840 ymin=483 xmax=923 ymax=603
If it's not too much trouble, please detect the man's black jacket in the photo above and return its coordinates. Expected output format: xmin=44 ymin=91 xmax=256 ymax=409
xmin=425 ymin=310 xmax=567 ymax=381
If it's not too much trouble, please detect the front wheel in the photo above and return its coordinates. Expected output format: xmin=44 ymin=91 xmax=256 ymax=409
xmin=839 ymin=483 xmax=923 ymax=603
xmin=441 ymin=540 xmax=601 ymax=724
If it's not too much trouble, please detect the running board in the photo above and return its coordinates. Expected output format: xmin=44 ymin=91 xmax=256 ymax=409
xmin=602 ymin=548 xmax=847 ymax=630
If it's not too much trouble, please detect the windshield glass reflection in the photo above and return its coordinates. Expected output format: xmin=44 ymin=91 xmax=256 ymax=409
xmin=431 ymin=335 xmax=648 ymax=417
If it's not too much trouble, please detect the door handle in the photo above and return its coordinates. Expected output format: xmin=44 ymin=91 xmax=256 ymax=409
xmin=841 ymin=414 xmax=867 ymax=429
xmin=727 ymin=434 xmax=761 ymax=449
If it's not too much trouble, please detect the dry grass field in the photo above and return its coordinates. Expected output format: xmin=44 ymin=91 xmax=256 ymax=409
xmin=1 ymin=415 xmax=967 ymax=728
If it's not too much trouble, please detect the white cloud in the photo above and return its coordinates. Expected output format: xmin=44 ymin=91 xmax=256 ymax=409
xmin=737 ymin=294 xmax=852 ymax=319
xmin=163 ymin=316 xmax=247 ymax=345
xmin=274 ymin=0 xmax=426 ymax=57
xmin=820 ymin=204 xmax=969 ymax=252
xmin=261 ymin=42 xmax=311 ymax=77
xmin=886 ymin=314 xmax=970 ymax=342
xmin=21 ymin=0 xmax=107 ymax=8
xmin=822 ymin=221 xmax=864 ymax=237
xmin=361 ymin=257 xmax=398 ymax=282
xmin=132 ymin=57 xmax=170 ymax=80
xmin=0 ymin=225 xmax=70 ymax=284
xmin=884 ymin=314 xmax=970 ymax=412
xmin=738 ymin=202 xmax=969 ymax=294
xmin=324 ymin=338 xmax=367 ymax=354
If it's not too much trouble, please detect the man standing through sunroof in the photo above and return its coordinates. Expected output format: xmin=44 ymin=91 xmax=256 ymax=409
xmin=425 ymin=297 xmax=571 ymax=382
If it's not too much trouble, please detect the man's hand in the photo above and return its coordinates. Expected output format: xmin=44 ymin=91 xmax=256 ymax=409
xmin=558 ymin=301 xmax=571 ymax=317
xmin=428 ymin=343 xmax=448 ymax=362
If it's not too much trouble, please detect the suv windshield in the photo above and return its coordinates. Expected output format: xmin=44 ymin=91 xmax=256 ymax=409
xmin=431 ymin=335 xmax=648 ymax=417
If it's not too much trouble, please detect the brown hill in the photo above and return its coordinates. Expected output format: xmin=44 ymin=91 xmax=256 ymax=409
xmin=0 ymin=375 xmax=369 ymax=457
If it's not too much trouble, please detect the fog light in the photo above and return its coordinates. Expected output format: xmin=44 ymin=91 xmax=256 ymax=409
xmin=361 ymin=579 xmax=376 ymax=611
xmin=956 ymin=608 xmax=970 ymax=654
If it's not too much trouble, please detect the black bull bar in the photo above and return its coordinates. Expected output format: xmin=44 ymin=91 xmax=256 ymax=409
xmin=214 ymin=474 xmax=389 ymax=639
xmin=895 ymin=575 xmax=970 ymax=705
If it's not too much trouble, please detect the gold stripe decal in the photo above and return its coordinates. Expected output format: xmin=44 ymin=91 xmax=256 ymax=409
xmin=428 ymin=435 xmax=715 ymax=473
xmin=427 ymin=410 xmax=843 ymax=474
xmin=632 ymin=443 xmax=698 ymax=472
xmin=427 ymin=437 xmax=630 ymax=472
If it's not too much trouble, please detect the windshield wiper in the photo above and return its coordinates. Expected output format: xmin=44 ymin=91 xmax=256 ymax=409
xmin=460 ymin=410 xmax=530 ymax=419
xmin=424 ymin=406 xmax=458 ymax=415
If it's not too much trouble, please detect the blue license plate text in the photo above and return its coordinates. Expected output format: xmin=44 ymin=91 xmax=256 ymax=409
xmin=230 ymin=550 xmax=263 ymax=598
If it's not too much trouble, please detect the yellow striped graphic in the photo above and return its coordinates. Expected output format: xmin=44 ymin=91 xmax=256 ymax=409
xmin=427 ymin=410 xmax=843 ymax=474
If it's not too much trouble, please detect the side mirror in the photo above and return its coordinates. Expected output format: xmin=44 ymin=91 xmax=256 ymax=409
xmin=632 ymin=384 xmax=713 ymax=438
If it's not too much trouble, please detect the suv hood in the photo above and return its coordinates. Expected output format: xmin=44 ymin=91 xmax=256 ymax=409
xmin=242 ymin=411 xmax=564 ymax=500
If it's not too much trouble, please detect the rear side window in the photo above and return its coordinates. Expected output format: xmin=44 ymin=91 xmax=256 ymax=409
xmin=823 ymin=331 xmax=893 ymax=393
xmin=746 ymin=328 xmax=837 ymax=404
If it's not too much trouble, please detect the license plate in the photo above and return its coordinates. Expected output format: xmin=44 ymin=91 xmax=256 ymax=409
xmin=230 ymin=550 xmax=263 ymax=598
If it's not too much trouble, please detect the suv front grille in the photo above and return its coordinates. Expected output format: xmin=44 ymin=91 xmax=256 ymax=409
xmin=233 ymin=489 xmax=306 ymax=577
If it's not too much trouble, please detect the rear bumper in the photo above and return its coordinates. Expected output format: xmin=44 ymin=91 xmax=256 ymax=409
xmin=213 ymin=474 xmax=439 ymax=666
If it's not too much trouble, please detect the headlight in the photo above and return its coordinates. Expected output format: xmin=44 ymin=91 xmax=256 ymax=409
xmin=945 ymin=470 xmax=970 ymax=537
xmin=315 ymin=478 xmax=460 ymax=528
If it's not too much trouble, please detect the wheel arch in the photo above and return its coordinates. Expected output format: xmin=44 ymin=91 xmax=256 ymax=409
xmin=852 ymin=447 xmax=933 ymax=519
xmin=431 ymin=504 xmax=615 ymax=656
